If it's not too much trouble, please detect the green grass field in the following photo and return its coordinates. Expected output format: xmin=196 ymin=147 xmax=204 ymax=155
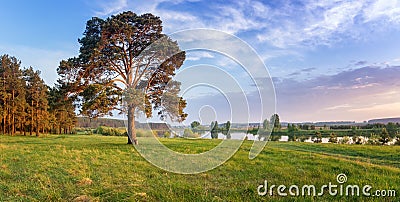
xmin=1 ymin=135 xmax=399 ymax=201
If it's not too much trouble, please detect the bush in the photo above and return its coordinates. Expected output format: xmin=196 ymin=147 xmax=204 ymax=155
xmin=95 ymin=126 xmax=126 ymax=136
xmin=379 ymin=128 xmax=390 ymax=145
xmin=95 ymin=127 xmax=163 ymax=138
xmin=353 ymin=136 xmax=365 ymax=145
xmin=163 ymin=131 xmax=171 ymax=138
xmin=269 ymin=135 xmax=280 ymax=141
xmin=313 ymin=132 xmax=322 ymax=143
xmin=329 ymin=133 xmax=337 ymax=143
xmin=183 ymin=128 xmax=199 ymax=138
xmin=367 ymin=134 xmax=381 ymax=145
xmin=298 ymin=135 xmax=308 ymax=142
xmin=394 ymin=134 xmax=400 ymax=146
xmin=340 ymin=136 xmax=350 ymax=144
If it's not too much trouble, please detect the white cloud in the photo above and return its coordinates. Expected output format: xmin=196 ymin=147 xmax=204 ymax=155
xmin=92 ymin=0 xmax=205 ymax=33
xmin=93 ymin=0 xmax=273 ymax=34
xmin=94 ymin=0 xmax=128 ymax=16
xmin=257 ymin=0 xmax=400 ymax=48
xmin=154 ymin=10 xmax=205 ymax=33
xmin=90 ymin=0 xmax=400 ymax=49
xmin=324 ymin=104 xmax=352 ymax=111
xmin=363 ymin=0 xmax=400 ymax=23
xmin=275 ymin=65 xmax=400 ymax=122
xmin=252 ymin=1 xmax=270 ymax=17
xmin=257 ymin=1 xmax=365 ymax=48
xmin=349 ymin=102 xmax=400 ymax=113
xmin=306 ymin=1 xmax=363 ymax=34
xmin=210 ymin=4 xmax=267 ymax=34
xmin=186 ymin=51 xmax=215 ymax=61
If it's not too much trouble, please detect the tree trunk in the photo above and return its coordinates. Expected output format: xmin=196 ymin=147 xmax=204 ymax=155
xmin=23 ymin=122 xmax=26 ymax=136
xmin=3 ymin=114 xmax=5 ymax=135
xmin=30 ymin=100 xmax=33 ymax=136
xmin=127 ymin=106 xmax=138 ymax=144
xmin=7 ymin=109 xmax=11 ymax=135
xmin=35 ymin=102 xmax=39 ymax=137
xmin=21 ymin=105 xmax=25 ymax=135
xmin=2 ymin=79 xmax=5 ymax=135
xmin=11 ymin=90 xmax=15 ymax=136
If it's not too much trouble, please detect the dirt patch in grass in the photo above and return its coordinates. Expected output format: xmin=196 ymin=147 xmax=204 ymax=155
xmin=77 ymin=177 xmax=93 ymax=186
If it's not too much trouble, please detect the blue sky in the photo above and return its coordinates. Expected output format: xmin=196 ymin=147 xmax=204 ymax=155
xmin=1 ymin=0 xmax=400 ymax=123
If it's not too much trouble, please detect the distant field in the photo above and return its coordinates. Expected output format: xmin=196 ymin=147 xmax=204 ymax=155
xmin=1 ymin=135 xmax=399 ymax=201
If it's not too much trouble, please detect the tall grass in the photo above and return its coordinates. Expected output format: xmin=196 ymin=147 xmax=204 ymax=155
xmin=0 ymin=135 xmax=399 ymax=201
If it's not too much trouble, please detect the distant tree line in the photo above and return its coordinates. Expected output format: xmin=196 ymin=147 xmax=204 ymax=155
xmin=76 ymin=117 xmax=125 ymax=128
xmin=0 ymin=54 xmax=76 ymax=136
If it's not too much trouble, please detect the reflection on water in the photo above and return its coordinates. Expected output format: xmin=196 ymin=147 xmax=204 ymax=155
xmin=199 ymin=132 xmax=266 ymax=141
xmin=171 ymin=129 xmax=268 ymax=141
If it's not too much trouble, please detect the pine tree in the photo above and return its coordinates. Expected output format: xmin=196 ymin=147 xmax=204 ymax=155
xmin=58 ymin=12 xmax=186 ymax=144
xmin=48 ymin=86 xmax=76 ymax=134
xmin=24 ymin=67 xmax=49 ymax=136
xmin=0 ymin=54 xmax=76 ymax=136
xmin=0 ymin=55 xmax=26 ymax=135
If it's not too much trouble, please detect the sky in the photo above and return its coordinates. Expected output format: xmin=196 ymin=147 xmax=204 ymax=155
xmin=0 ymin=0 xmax=400 ymax=123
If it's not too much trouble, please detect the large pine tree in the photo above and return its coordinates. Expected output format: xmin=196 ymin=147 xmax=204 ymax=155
xmin=58 ymin=11 xmax=187 ymax=144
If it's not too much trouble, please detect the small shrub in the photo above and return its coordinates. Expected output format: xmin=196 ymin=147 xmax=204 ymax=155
xmin=183 ymin=128 xmax=199 ymax=138
xmin=329 ymin=133 xmax=337 ymax=143
xmin=298 ymin=135 xmax=308 ymax=142
xmin=340 ymin=136 xmax=350 ymax=144
xmin=379 ymin=128 xmax=390 ymax=145
xmin=394 ymin=138 xmax=400 ymax=145
xmin=269 ymin=135 xmax=280 ymax=141
xmin=353 ymin=136 xmax=365 ymax=145
xmin=95 ymin=126 xmax=126 ymax=136
xmin=313 ymin=132 xmax=322 ymax=143
xmin=163 ymin=131 xmax=171 ymax=138
xmin=367 ymin=133 xmax=381 ymax=145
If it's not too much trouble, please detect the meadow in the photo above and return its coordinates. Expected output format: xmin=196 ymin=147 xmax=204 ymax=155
xmin=1 ymin=135 xmax=399 ymax=201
